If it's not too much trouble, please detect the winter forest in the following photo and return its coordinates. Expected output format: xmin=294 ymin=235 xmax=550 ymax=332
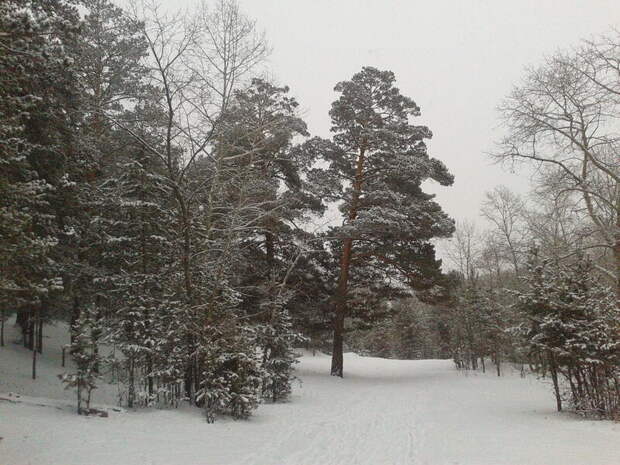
xmin=1 ymin=1 xmax=619 ymax=464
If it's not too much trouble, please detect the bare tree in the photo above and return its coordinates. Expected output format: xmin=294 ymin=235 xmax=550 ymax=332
xmin=480 ymin=186 xmax=526 ymax=277
xmin=445 ymin=219 xmax=481 ymax=284
xmin=109 ymin=0 xmax=270 ymax=402
xmin=524 ymin=188 xmax=586 ymax=259
xmin=477 ymin=232 xmax=505 ymax=286
xmin=494 ymin=31 xmax=620 ymax=292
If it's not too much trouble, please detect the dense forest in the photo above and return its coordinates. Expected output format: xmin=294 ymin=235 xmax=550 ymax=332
xmin=1 ymin=0 xmax=618 ymax=422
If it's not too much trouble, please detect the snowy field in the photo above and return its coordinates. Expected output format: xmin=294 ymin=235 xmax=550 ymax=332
xmin=1 ymin=321 xmax=619 ymax=465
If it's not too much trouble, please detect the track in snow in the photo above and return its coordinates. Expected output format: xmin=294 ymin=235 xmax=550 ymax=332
xmin=1 ymin=342 xmax=620 ymax=465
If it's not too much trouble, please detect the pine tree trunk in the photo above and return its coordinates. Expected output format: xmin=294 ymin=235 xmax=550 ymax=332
xmin=331 ymin=237 xmax=352 ymax=378
xmin=128 ymin=357 xmax=135 ymax=408
xmin=147 ymin=356 xmax=154 ymax=399
xmin=331 ymin=144 xmax=366 ymax=378
xmin=92 ymin=303 xmax=101 ymax=374
xmin=77 ymin=382 xmax=82 ymax=415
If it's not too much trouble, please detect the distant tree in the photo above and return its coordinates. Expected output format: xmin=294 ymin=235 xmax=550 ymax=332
xmin=445 ymin=219 xmax=481 ymax=284
xmin=481 ymin=186 xmax=527 ymax=277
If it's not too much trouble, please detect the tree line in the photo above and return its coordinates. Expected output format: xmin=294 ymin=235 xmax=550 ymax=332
xmin=2 ymin=0 xmax=616 ymax=422
xmin=0 ymin=0 xmax=453 ymax=419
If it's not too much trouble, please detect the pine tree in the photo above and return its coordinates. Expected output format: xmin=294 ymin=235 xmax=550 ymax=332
xmin=196 ymin=285 xmax=263 ymax=422
xmin=215 ymin=79 xmax=320 ymax=398
xmin=66 ymin=0 xmax=150 ymax=340
xmin=301 ymin=67 xmax=454 ymax=376
xmin=0 ymin=0 xmax=83 ymax=359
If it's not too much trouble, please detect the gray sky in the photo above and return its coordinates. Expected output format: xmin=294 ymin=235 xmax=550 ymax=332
xmin=164 ymin=0 xmax=619 ymax=261
xmin=234 ymin=0 xmax=619 ymax=223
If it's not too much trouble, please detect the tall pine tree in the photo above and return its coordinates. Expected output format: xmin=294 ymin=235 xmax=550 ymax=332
xmin=303 ymin=67 xmax=455 ymax=376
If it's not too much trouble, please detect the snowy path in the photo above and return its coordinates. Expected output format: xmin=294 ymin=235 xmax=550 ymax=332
xmin=2 ymin=347 xmax=620 ymax=465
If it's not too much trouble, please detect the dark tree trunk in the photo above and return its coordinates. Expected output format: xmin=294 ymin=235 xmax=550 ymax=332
xmin=1 ymin=308 xmax=5 ymax=347
xmin=331 ymin=145 xmax=366 ymax=378
xmin=193 ymin=356 xmax=200 ymax=400
xmin=37 ymin=315 xmax=43 ymax=354
xmin=332 ymin=236 xmax=353 ymax=378
xmin=71 ymin=295 xmax=80 ymax=344
xmin=549 ymin=351 xmax=562 ymax=412
xmin=16 ymin=310 xmax=28 ymax=347
xmin=184 ymin=347 xmax=195 ymax=402
xmin=128 ymin=357 xmax=135 ymax=408
xmin=331 ymin=291 xmax=346 ymax=377
xmin=32 ymin=308 xmax=39 ymax=379
xmin=92 ymin=302 xmax=102 ymax=374
xmin=27 ymin=315 xmax=34 ymax=351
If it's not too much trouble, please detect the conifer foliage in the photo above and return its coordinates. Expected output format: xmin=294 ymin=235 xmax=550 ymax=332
xmin=0 ymin=1 xmax=460 ymax=420
xmin=302 ymin=67 xmax=455 ymax=376
xmin=515 ymin=253 xmax=620 ymax=419
xmin=59 ymin=305 xmax=105 ymax=415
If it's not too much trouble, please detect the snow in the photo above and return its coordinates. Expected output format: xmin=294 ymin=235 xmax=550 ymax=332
xmin=1 ymin=321 xmax=619 ymax=465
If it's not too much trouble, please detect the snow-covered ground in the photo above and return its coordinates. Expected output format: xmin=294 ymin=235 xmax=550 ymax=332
xmin=1 ymin=320 xmax=619 ymax=465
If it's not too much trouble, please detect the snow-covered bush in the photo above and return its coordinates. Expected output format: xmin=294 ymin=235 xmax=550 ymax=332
xmin=256 ymin=291 xmax=305 ymax=402
xmin=59 ymin=306 xmax=104 ymax=414
xmin=198 ymin=325 xmax=263 ymax=422
xmin=515 ymin=253 xmax=620 ymax=419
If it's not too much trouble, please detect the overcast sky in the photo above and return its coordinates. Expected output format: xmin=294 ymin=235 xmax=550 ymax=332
xmin=233 ymin=1 xmax=619 ymax=221
xmin=163 ymin=0 xmax=619 ymax=262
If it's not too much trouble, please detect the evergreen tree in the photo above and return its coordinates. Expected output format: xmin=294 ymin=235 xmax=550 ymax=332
xmin=100 ymin=140 xmax=175 ymax=407
xmin=66 ymin=0 xmax=150 ymax=338
xmin=301 ymin=67 xmax=454 ymax=376
xmin=0 ymin=0 xmax=83 ymax=358
xmin=216 ymin=79 xmax=321 ymax=397
xmin=59 ymin=305 xmax=105 ymax=415
xmin=515 ymin=252 xmax=620 ymax=418
xmin=256 ymin=290 xmax=305 ymax=402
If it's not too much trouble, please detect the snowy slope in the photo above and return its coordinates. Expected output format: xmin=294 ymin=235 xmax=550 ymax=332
xmin=1 ymin=322 xmax=619 ymax=465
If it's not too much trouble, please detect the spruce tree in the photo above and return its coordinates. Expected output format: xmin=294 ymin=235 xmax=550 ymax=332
xmin=59 ymin=305 xmax=105 ymax=415
xmin=100 ymin=141 xmax=175 ymax=407
xmin=216 ymin=79 xmax=320 ymax=398
xmin=515 ymin=252 xmax=620 ymax=417
xmin=0 ymin=0 xmax=83 ymax=358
